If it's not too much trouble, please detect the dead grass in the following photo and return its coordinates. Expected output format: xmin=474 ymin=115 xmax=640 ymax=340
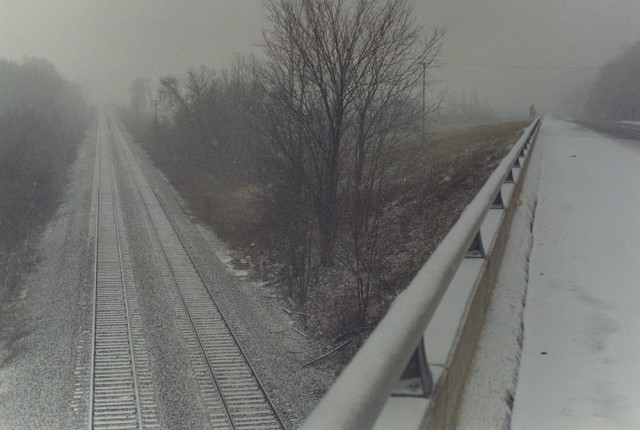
xmin=380 ymin=122 xmax=528 ymax=289
xmin=179 ymin=179 xmax=265 ymax=248
xmin=149 ymin=121 xmax=528 ymax=368
xmin=298 ymin=122 xmax=529 ymax=364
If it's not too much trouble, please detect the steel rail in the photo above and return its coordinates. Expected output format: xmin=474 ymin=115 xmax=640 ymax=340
xmin=105 ymin=116 xmax=144 ymax=430
xmin=89 ymin=110 xmax=145 ymax=429
xmin=107 ymin=112 xmax=283 ymax=430
xmin=303 ymin=118 xmax=542 ymax=429
xmin=87 ymin=111 xmax=102 ymax=429
xmin=109 ymin=113 xmax=235 ymax=429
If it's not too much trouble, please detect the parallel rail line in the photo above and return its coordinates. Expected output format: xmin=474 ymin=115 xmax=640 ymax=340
xmin=107 ymin=112 xmax=282 ymax=430
xmin=89 ymin=112 xmax=159 ymax=429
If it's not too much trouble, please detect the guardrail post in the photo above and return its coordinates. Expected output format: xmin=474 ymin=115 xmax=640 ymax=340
xmin=392 ymin=339 xmax=433 ymax=398
xmin=465 ymin=231 xmax=485 ymax=258
xmin=505 ymin=169 xmax=515 ymax=184
xmin=491 ymin=190 xmax=505 ymax=209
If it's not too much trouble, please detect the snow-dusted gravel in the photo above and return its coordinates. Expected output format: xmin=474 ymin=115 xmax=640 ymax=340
xmin=0 ymin=114 xmax=332 ymax=429
xmin=114 ymin=117 xmax=333 ymax=428
xmin=0 ymin=125 xmax=96 ymax=429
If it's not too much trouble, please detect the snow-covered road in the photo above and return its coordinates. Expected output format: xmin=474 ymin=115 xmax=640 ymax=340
xmin=512 ymin=119 xmax=640 ymax=429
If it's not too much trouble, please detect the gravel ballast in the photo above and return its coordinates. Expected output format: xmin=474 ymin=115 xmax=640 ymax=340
xmin=0 ymin=114 xmax=333 ymax=429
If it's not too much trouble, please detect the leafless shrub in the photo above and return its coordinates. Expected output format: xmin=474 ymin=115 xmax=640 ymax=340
xmin=255 ymin=0 xmax=443 ymax=323
xmin=0 ymin=57 xmax=91 ymax=299
xmin=156 ymin=57 xmax=261 ymax=180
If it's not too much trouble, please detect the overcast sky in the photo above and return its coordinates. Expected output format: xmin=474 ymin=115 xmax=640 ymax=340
xmin=2 ymin=0 xmax=640 ymax=117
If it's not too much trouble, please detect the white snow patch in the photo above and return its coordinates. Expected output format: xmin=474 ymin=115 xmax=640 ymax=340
xmin=456 ymin=120 xmax=542 ymax=429
xmin=512 ymin=119 xmax=640 ymax=429
xmin=196 ymin=223 xmax=250 ymax=279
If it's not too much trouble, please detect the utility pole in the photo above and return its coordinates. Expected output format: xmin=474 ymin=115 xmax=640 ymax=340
xmin=421 ymin=61 xmax=426 ymax=140
xmin=152 ymin=99 xmax=160 ymax=126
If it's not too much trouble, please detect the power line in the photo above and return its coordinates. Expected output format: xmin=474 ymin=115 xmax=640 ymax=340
xmin=440 ymin=62 xmax=601 ymax=71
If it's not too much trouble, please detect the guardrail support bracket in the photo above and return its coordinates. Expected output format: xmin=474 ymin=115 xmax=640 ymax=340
xmin=491 ymin=190 xmax=504 ymax=209
xmin=514 ymin=157 xmax=522 ymax=168
xmin=505 ymin=169 xmax=515 ymax=184
xmin=466 ymin=231 xmax=485 ymax=258
xmin=392 ymin=339 xmax=433 ymax=398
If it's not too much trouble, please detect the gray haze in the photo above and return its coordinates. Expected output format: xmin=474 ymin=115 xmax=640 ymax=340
xmin=2 ymin=0 xmax=640 ymax=117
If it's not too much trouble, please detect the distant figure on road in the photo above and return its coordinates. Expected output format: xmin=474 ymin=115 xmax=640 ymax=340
xmin=529 ymin=104 xmax=537 ymax=119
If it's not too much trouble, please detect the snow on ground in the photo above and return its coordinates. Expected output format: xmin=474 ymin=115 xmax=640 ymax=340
xmin=456 ymin=121 xmax=543 ymax=429
xmin=0 ymin=130 xmax=97 ymax=429
xmin=197 ymin=224 xmax=251 ymax=278
xmin=0 ymin=117 xmax=332 ymax=429
xmin=511 ymin=119 xmax=640 ymax=429
xmin=124 ymin=124 xmax=333 ymax=428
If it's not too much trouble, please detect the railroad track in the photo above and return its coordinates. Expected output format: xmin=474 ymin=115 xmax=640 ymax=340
xmin=89 ymin=112 xmax=159 ymax=429
xmin=103 ymin=112 xmax=282 ymax=430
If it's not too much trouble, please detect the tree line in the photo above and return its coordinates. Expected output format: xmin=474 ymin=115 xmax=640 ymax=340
xmin=124 ymin=0 xmax=443 ymax=332
xmin=585 ymin=40 xmax=640 ymax=121
xmin=0 ymin=57 xmax=92 ymax=298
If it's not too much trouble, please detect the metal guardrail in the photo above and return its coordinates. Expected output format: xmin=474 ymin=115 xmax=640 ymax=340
xmin=303 ymin=117 xmax=542 ymax=430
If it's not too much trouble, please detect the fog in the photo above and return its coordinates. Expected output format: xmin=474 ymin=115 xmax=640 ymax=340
xmin=2 ymin=0 xmax=639 ymax=118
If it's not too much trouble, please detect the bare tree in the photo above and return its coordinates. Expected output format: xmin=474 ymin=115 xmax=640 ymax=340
xmin=157 ymin=60 xmax=261 ymax=179
xmin=0 ymin=57 xmax=91 ymax=299
xmin=256 ymin=0 xmax=443 ymax=316
xmin=341 ymin=0 xmax=442 ymax=326
xmin=129 ymin=77 xmax=150 ymax=116
xmin=585 ymin=40 xmax=640 ymax=120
